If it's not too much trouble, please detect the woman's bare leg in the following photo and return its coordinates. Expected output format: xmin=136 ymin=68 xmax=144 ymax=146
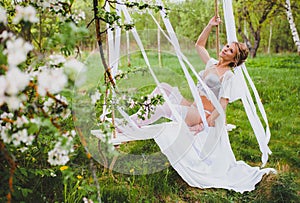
xmin=184 ymin=106 xmax=203 ymax=126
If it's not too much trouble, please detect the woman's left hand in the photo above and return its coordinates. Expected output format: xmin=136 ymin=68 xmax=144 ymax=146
xmin=208 ymin=16 xmax=221 ymax=27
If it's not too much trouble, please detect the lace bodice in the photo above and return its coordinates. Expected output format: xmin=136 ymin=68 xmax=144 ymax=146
xmin=197 ymin=58 xmax=234 ymax=100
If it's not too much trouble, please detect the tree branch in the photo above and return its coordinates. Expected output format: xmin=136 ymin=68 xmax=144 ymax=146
xmin=93 ymin=0 xmax=115 ymax=88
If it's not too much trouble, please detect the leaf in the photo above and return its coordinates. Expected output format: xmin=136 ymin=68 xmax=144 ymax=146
xmin=27 ymin=123 xmax=39 ymax=135
xmin=21 ymin=188 xmax=33 ymax=197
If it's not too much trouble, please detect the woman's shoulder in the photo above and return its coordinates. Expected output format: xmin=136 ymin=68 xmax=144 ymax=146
xmin=221 ymin=69 xmax=234 ymax=83
xmin=205 ymin=58 xmax=218 ymax=69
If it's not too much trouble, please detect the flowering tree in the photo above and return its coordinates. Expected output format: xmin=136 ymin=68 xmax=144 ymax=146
xmin=0 ymin=0 xmax=89 ymax=201
xmin=0 ymin=0 xmax=166 ymax=202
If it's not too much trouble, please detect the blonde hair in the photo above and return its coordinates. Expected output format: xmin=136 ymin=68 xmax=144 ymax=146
xmin=230 ymin=42 xmax=249 ymax=67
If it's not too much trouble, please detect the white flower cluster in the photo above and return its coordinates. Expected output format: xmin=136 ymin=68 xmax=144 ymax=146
xmin=52 ymin=3 xmax=63 ymax=12
xmin=36 ymin=56 xmax=87 ymax=96
xmin=83 ymin=197 xmax=94 ymax=203
xmin=37 ymin=68 xmax=68 ymax=96
xmin=0 ymin=68 xmax=30 ymax=109
xmin=67 ymin=10 xmax=86 ymax=24
xmin=47 ymin=130 xmax=76 ymax=165
xmin=36 ymin=0 xmax=58 ymax=9
xmin=91 ymin=90 xmax=102 ymax=105
xmin=47 ymin=144 xmax=70 ymax=166
xmin=0 ymin=6 xmax=7 ymax=25
xmin=4 ymin=37 xmax=33 ymax=67
xmin=63 ymin=58 xmax=86 ymax=86
xmin=42 ymin=95 xmax=71 ymax=119
xmin=128 ymin=98 xmax=135 ymax=109
xmin=13 ymin=5 xmax=39 ymax=24
xmin=11 ymin=129 xmax=35 ymax=146
xmin=0 ymin=113 xmax=36 ymax=148
xmin=0 ymin=112 xmax=13 ymax=143
xmin=0 ymin=31 xmax=15 ymax=42
xmin=49 ymin=54 xmax=66 ymax=66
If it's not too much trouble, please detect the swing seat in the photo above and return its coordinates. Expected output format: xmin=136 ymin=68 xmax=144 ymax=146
xmin=91 ymin=121 xmax=180 ymax=145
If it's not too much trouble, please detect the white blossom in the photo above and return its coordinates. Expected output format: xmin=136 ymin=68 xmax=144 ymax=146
xmin=27 ymin=65 xmax=47 ymax=79
xmin=4 ymin=38 xmax=33 ymax=66
xmin=19 ymin=147 xmax=28 ymax=152
xmin=6 ymin=96 xmax=22 ymax=110
xmin=5 ymin=68 xmax=30 ymax=95
xmin=70 ymin=130 xmax=76 ymax=137
xmin=69 ymin=10 xmax=86 ymax=24
xmin=0 ymin=6 xmax=7 ymax=25
xmin=11 ymin=130 xmax=23 ymax=146
xmin=13 ymin=5 xmax=39 ymax=24
xmin=83 ymin=197 xmax=94 ymax=203
xmin=36 ymin=0 xmax=58 ymax=9
xmin=64 ymin=58 xmax=86 ymax=80
xmin=1 ymin=127 xmax=11 ymax=143
xmin=16 ymin=115 xmax=29 ymax=128
xmin=50 ymin=172 xmax=57 ymax=177
xmin=49 ymin=54 xmax=66 ymax=66
xmin=0 ymin=76 xmax=7 ymax=105
xmin=26 ymin=135 xmax=35 ymax=145
xmin=11 ymin=128 xmax=35 ymax=146
xmin=47 ymin=129 xmax=75 ymax=165
xmin=91 ymin=90 xmax=101 ymax=104
xmin=5 ymin=122 xmax=12 ymax=130
xmin=63 ymin=58 xmax=86 ymax=86
xmin=36 ymin=0 xmax=51 ymax=9
xmin=127 ymin=98 xmax=135 ymax=109
xmin=1 ymin=112 xmax=14 ymax=119
xmin=43 ymin=98 xmax=54 ymax=112
xmin=47 ymin=143 xmax=70 ymax=165
xmin=55 ymin=94 xmax=68 ymax=105
xmin=61 ymin=108 xmax=71 ymax=119
xmin=0 ymin=31 xmax=15 ymax=42
xmin=37 ymin=68 xmax=68 ymax=96
xmin=52 ymin=4 xmax=63 ymax=12
xmin=78 ymin=11 xmax=86 ymax=20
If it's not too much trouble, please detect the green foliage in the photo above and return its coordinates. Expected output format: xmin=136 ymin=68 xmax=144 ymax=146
xmin=158 ymin=0 xmax=300 ymax=54
xmin=168 ymin=0 xmax=218 ymax=46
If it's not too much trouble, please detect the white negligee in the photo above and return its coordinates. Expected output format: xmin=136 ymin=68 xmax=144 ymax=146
xmin=153 ymin=58 xmax=276 ymax=193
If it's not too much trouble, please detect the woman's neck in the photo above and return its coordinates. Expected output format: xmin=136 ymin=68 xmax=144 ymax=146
xmin=216 ymin=61 xmax=231 ymax=69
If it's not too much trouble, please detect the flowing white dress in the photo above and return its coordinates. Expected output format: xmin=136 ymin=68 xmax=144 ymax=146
xmin=153 ymin=58 xmax=275 ymax=193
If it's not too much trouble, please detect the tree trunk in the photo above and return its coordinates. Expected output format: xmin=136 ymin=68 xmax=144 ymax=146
xmin=285 ymin=0 xmax=300 ymax=55
xmin=93 ymin=0 xmax=115 ymax=87
xmin=267 ymin=21 xmax=272 ymax=54
xmin=236 ymin=1 xmax=277 ymax=58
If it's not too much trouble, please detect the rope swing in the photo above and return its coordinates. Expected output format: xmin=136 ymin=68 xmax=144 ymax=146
xmin=215 ymin=0 xmax=220 ymax=59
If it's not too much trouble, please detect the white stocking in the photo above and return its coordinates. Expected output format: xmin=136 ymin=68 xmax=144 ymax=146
xmin=130 ymin=83 xmax=183 ymax=126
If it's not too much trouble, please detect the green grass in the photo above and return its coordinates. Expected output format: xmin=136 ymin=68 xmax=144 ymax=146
xmin=78 ymin=52 xmax=300 ymax=202
xmin=6 ymin=52 xmax=298 ymax=202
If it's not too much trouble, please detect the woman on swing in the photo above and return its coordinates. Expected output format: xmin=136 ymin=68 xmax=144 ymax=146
xmin=122 ymin=15 xmax=275 ymax=193
xmin=130 ymin=16 xmax=249 ymax=133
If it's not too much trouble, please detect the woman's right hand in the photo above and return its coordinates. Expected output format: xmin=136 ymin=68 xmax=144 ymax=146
xmin=208 ymin=16 xmax=221 ymax=27
xmin=207 ymin=116 xmax=216 ymax=127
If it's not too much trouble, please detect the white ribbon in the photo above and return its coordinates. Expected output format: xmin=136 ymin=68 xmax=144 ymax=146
xmin=223 ymin=0 xmax=271 ymax=166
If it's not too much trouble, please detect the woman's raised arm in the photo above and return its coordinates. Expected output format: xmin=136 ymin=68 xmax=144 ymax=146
xmin=195 ymin=16 xmax=221 ymax=64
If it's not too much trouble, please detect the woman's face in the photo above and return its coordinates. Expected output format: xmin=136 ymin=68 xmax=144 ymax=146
xmin=219 ymin=43 xmax=238 ymax=63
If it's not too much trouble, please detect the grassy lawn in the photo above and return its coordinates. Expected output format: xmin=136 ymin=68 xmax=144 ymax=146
xmin=79 ymin=51 xmax=299 ymax=202
xmin=5 ymin=52 xmax=298 ymax=202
